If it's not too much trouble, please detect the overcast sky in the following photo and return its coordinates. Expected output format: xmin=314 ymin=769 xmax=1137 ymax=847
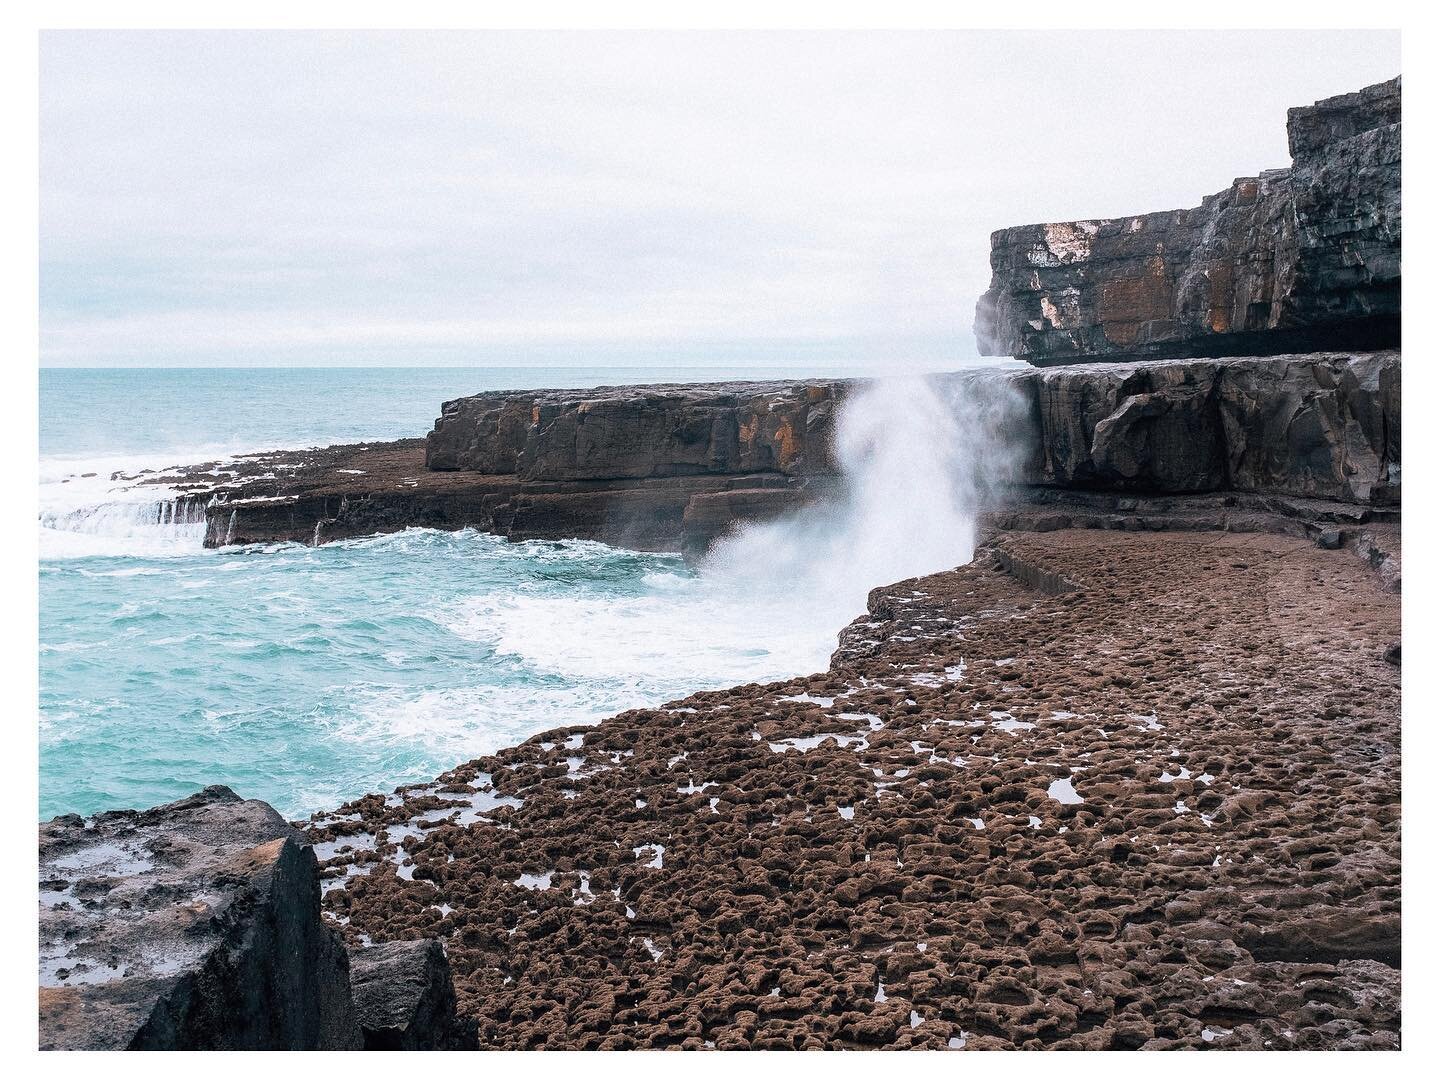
xmin=40 ymin=30 xmax=1400 ymax=369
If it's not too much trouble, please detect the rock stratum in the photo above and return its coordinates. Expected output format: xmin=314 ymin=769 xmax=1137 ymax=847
xmin=148 ymin=350 xmax=1397 ymax=561
xmin=975 ymin=79 xmax=1400 ymax=365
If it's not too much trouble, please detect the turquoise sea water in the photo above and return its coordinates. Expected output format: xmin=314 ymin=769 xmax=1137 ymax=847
xmin=39 ymin=365 xmax=872 ymax=821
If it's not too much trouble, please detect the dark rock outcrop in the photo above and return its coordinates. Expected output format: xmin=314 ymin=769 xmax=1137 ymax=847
xmin=157 ymin=350 xmax=1397 ymax=558
xmin=38 ymin=786 xmax=474 ymax=1051
xmin=426 ymin=380 xmax=842 ymax=479
xmin=349 ymin=939 xmax=477 ymax=1050
xmin=157 ymin=438 xmax=830 ymax=555
xmin=38 ymin=786 xmax=360 ymax=1050
xmin=1004 ymin=350 xmax=1399 ymax=505
xmin=975 ymin=78 xmax=1399 ymax=365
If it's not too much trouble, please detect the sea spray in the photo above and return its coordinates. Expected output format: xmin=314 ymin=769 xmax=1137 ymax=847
xmin=700 ymin=372 xmax=1025 ymax=628
xmin=39 ymin=496 xmax=209 ymax=559
xmin=40 ymin=366 xmax=1027 ymax=819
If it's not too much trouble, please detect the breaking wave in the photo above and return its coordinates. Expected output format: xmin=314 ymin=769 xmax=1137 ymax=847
xmin=40 ymin=370 xmax=1023 ymax=820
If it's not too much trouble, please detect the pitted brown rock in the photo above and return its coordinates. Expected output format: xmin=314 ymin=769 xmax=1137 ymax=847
xmin=305 ymin=529 xmax=1399 ymax=1050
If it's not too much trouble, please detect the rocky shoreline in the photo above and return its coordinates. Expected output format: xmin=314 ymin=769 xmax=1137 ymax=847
xmin=141 ymin=350 xmax=1397 ymax=562
xmin=300 ymin=526 xmax=1400 ymax=1049
xmin=39 ymin=77 xmax=1402 ymax=1050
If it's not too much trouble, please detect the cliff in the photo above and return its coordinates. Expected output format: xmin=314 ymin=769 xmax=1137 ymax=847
xmin=974 ymin=78 xmax=1400 ymax=365
xmin=1006 ymin=350 xmax=1399 ymax=504
xmin=156 ymin=350 xmax=1396 ymax=559
xmin=426 ymin=380 xmax=840 ymax=479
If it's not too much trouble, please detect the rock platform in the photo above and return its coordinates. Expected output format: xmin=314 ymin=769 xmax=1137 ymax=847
xmin=304 ymin=527 xmax=1401 ymax=1049
xmin=141 ymin=351 xmax=1398 ymax=560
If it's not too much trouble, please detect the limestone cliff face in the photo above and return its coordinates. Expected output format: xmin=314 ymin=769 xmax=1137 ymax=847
xmin=1004 ymin=350 xmax=1399 ymax=505
xmin=975 ymin=78 xmax=1400 ymax=365
xmin=177 ymin=349 xmax=1397 ymax=558
xmin=426 ymin=381 xmax=842 ymax=480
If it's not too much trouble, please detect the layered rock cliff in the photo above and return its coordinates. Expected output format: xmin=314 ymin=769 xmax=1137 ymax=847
xmin=1005 ymin=350 xmax=1399 ymax=505
xmin=165 ymin=348 xmax=1397 ymax=558
xmin=424 ymin=349 xmax=1399 ymax=506
xmin=426 ymin=381 xmax=841 ymax=479
xmin=975 ymin=78 xmax=1400 ymax=365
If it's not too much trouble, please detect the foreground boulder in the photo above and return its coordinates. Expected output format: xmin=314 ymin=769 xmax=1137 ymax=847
xmin=38 ymin=786 xmax=471 ymax=1051
xmin=975 ymin=78 xmax=1399 ymax=365
xmin=38 ymin=786 xmax=360 ymax=1050
xmin=349 ymin=939 xmax=477 ymax=1049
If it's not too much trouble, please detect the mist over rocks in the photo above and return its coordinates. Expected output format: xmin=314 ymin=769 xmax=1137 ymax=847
xmin=975 ymin=78 xmax=1400 ymax=366
xmin=161 ymin=349 xmax=1399 ymax=560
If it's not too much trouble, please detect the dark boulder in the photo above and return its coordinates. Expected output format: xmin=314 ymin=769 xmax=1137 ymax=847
xmin=38 ymin=786 xmax=361 ymax=1050
xmin=349 ymin=939 xmax=477 ymax=1050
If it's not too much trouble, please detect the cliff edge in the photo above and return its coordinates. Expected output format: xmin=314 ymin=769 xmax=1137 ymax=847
xmin=975 ymin=78 xmax=1400 ymax=365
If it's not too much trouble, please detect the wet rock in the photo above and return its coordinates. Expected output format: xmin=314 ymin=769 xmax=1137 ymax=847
xmin=976 ymin=79 xmax=1399 ymax=365
xmin=349 ymin=939 xmax=477 ymax=1049
xmin=1003 ymin=351 xmax=1399 ymax=505
xmin=38 ymin=786 xmax=361 ymax=1050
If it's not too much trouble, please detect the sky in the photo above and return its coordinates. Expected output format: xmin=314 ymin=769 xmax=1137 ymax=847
xmin=39 ymin=30 xmax=1400 ymax=369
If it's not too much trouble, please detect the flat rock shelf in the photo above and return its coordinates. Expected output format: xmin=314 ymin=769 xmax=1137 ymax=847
xmin=304 ymin=527 xmax=1400 ymax=1050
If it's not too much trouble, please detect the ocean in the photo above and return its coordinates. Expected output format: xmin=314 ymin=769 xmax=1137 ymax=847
xmin=39 ymin=364 xmax=906 ymax=821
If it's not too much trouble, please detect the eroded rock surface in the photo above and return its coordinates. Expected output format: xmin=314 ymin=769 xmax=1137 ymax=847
xmin=1005 ymin=351 xmax=1399 ymax=504
xmin=975 ymin=79 xmax=1400 ymax=365
xmin=38 ymin=786 xmax=360 ymax=1050
xmin=306 ymin=529 xmax=1400 ymax=1050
